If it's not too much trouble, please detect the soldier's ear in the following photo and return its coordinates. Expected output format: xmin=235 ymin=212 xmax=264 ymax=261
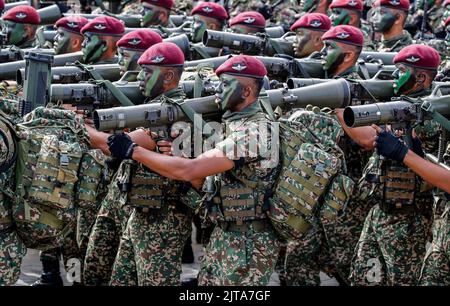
xmin=23 ymin=24 xmax=34 ymax=38
xmin=72 ymin=35 xmax=82 ymax=50
xmin=416 ymin=71 xmax=426 ymax=84
xmin=164 ymin=69 xmax=175 ymax=83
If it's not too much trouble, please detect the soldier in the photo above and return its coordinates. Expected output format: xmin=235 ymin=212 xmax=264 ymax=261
xmin=371 ymin=126 xmax=450 ymax=286
xmin=0 ymin=111 xmax=27 ymax=286
xmin=116 ymin=29 xmax=163 ymax=80
xmin=329 ymin=0 xmax=375 ymax=50
xmin=284 ymin=25 xmax=369 ymax=286
xmin=228 ymin=11 xmax=266 ymax=34
xmin=140 ymin=0 xmax=174 ymax=28
xmin=80 ymin=16 xmax=125 ymax=65
xmin=190 ymin=1 xmax=228 ymax=43
xmin=1 ymin=5 xmax=41 ymax=48
xmin=290 ymin=13 xmax=331 ymax=58
xmin=301 ymin=0 xmax=331 ymax=14
xmin=320 ymin=25 xmax=363 ymax=79
xmin=103 ymin=42 xmax=193 ymax=285
xmin=53 ymin=16 xmax=89 ymax=55
xmin=349 ymin=44 xmax=440 ymax=286
xmin=106 ymin=54 xmax=281 ymax=286
xmin=371 ymin=0 xmax=413 ymax=52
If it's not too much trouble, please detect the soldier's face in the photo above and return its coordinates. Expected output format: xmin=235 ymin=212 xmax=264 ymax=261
xmin=392 ymin=63 xmax=415 ymax=94
xmin=81 ymin=33 xmax=107 ymax=64
xmin=140 ymin=3 xmax=162 ymax=27
xmin=230 ymin=24 xmax=260 ymax=34
xmin=137 ymin=65 xmax=165 ymax=99
xmin=216 ymin=74 xmax=245 ymax=111
xmin=372 ymin=7 xmax=397 ymax=33
xmin=53 ymin=28 xmax=73 ymax=54
xmin=293 ymin=28 xmax=317 ymax=58
xmin=301 ymin=0 xmax=318 ymax=12
xmin=5 ymin=20 xmax=27 ymax=46
xmin=320 ymin=41 xmax=346 ymax=71
xmin=192 ymin=15 xmax=208 ymax=43
xmin=330 ymin=8 xmax=351 ymax=26
xmin=118 ymin=47 xmax=143 ymax=74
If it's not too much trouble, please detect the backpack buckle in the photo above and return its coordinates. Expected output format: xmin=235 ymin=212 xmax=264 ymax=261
xmin=315 ymin=162 xmax=324 ymax=176
xmin=60 ymin=152 xmax=69 ymax=167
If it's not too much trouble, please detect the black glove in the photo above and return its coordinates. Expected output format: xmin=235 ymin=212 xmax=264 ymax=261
xmin=107 ymin=133 xmax=136 ymax=160
xmin=375 ymin=131 xmax=409 ymax=163
xmin=411 ymin=136 xmax=425 ymax=158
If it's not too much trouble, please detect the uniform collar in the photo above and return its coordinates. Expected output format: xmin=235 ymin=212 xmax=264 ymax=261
xmin=222 ymin=100 xmax=263 ymax=122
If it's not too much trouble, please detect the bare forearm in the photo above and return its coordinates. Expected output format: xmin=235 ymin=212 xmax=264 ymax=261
xmin=86 ymin=125 xmax=111 ymax=154
xmin=132 ymin=146 xmax=195 ymax=181
xmin=335 ymin=109 xmax=376 ymax=150
xmin=403 ymin=150 xmax=450 ymax=193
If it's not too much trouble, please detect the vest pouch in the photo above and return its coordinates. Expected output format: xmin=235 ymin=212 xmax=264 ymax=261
xmin=219 ymin=183 xmax=258 ymax=224
xmin=269 ymin=142 xmax=341 ymax=240
xmin=128 ymin=164 xmax=166 ymax=210
xmin=320 ymin=173 xmax=355 ymax=221
xmin=28 ymin=135 xmax=82 ymax=210
xmin=75 ymin=149 xmax=107 ymax=210
xmin=381 ymin=163 xmax=417 ymax=214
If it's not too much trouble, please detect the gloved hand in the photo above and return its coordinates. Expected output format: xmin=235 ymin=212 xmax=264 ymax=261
xmin=375 ymin=130 xmax=409 ymax=163
xmin=107 ymin=133 xmax=136 ymax=160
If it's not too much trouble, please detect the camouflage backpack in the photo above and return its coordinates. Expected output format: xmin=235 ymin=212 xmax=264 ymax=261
xmin=12 ymin=106 xmax=104 ymax=250
xmin=267 ymin=108 xmax=355 ymax=240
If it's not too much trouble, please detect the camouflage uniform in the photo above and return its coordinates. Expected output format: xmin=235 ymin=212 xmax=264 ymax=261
xmin=378 ymin=30 xmax=414 ymax=52
xmin=0 ymin=111 xmax=26 ymax=286
xmin=284 ymin=68 xmax=372 ymax=285
xmin=418 ymin=141 xmax=450 ymax=286
xmin=109 ymin=88 xmax=193 ymax=286
xmin=197 ymin=101 xmax=281 ymax=286
xmin=349 ymin=120 xmax=438 ymax=286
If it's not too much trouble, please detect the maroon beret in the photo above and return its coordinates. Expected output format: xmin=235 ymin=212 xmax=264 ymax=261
xmin=81 ymin=16 xmax=125 ymax=36
xmin=138 ymin=42 xmax=184 ymax=66
xmin=329 ymin=0 xmax=363 ymax=11
xmin=117 ymin=29 xmax=162 ymax=51
xmin=393 ymin=44 xmax=440 ymax=70
xmin=140 ymin=0 xmax=174 ymax=10
xmin=445 ymin=0 xmax=450 ymax=7
xmin=191 ymin=2 xmax=228 ymax=21
xmin=54 ymin=16 xmax=89 ymax=34
xmin=290 ymin=13 xmax=331 ymax=32
xmin=2 ymin=5 xmax=40 ymax=24
xmin=229 ymin=11 xmax=266 ymax=28
xmin=0 ymin=0 xmax=4 ymax=11
xmin=321 ymin=25 xmax=364 ymax=46
xmin=216 ymin=55 xmax=267 ymax=79
xmin=375 ymin=0 xmax=410 ymax=11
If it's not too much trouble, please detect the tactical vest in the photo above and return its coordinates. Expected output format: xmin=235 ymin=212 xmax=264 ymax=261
xmin=12 ymin=107 xmax=92 ymax=250
xmin=380 ymin=160 xmax=418 ymax=214
xmin=268 ymin=110 xmax=355 ymax=240
xmin=0 ymin=113 xmax=17 ymax=231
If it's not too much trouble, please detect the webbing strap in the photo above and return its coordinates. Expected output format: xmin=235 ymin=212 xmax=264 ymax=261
xmin=30 ymin=190 xmax=71 ymax=208
xmin=278 ymin=181 xmax=317 ymax=209
xmin=283 ymin=169 xmax=325 ymax=195
xmin=325 ymin=199 xmax=342 ymax=211
xmin=223 ymin=210 xmax=257 ymax=218
xmin=285 ymin=214 xmax=310 ymax=233
xmin=130 ymin=189 xmax=162 ymax=196
xmin=290 ymin=159 xmax=332 ymax=185
xmin=77 ymin=193 xmax=96 ymax=202
xmin=221 ymin=187 xmax=253 ymax=196
xmin=386 ymin=171 xmax=415 ymax=179
xmin=386 ymin=181 xmax=415 ymax=189
xmin=38 ymin=157 xmax=79 ymax=171
xmin=222 ymin=199 xmax=255 ymax=206
xmin=130 ymin=198 xmax=161 ymax=207
xmin=79 ymin=182 xmax=100 ymax=190
xmin=132 ymin=177 xmax=164 ymax=185
xmin=34 ymin=167 xmax=78 ymax=181
xmin=31 ymin=180 xmax=74 ymax=193
xmin=385 ymin=191 xmax=414 ymax=200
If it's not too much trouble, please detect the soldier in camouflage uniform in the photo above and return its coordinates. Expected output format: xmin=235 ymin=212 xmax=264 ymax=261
xmin=95 ymin=42 xmax=193 ymax=286
xmin=53 ymin=16 xmax=89 ymax=55
xmin=139 ymin=0 xmax=176 ymax=28
xmin=290 ymin=13 xmax=331 ymax=59
xmin=80 ymin=16 xmax=125 ymax=65
xmin=418 ymin=143 xmax=450 ymax=285
xmin=329 ymin=0 xmax=375 ymax=50
xmin=371 ymin=0 xmax=413 ymax=52
xmin=107 ymin=54 xmax=281 ymax=286
xmin=284 ymin=25 xmax=373 ymax=285
xmin=349 ymin=44 xmax=440 ymax=285
xmin=1 ymin=5 xmax=41 ymax=48
xmin=0 ymin=104 xmax=27 ymax=286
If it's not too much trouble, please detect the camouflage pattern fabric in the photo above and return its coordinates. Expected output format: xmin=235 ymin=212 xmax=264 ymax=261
xmin=0 ymin=230 xmax=26 ymax=286
xmin=197 ymin=101 xmax=281 ymax=286
xmin=198 ymin=224 xmax=279 ymax=286
xmin=349 ymin=152 xmax=432 ymax=286
xmin=378 ymin=30 xmax=414 ymax=52
xmin=83 ymin=160 xmax=133 ymax=286
xmin=419 ymin=144 xmax=450 ymax=286
xmin=110 ymin=203 xmax=192 ymax=286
